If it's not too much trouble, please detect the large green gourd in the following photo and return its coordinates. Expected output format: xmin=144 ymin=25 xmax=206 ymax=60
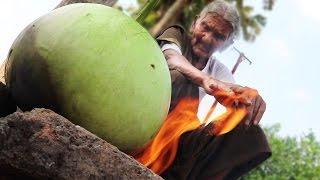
xmin=5 ymin=3 xmax=171 ymax=152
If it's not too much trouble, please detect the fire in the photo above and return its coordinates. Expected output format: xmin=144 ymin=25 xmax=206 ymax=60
xmin=134 ymin=97 xmax=247 ymax=175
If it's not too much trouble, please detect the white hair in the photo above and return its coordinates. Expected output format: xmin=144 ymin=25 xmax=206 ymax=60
xmin=200 ymin=0 xmax=240 ymax=40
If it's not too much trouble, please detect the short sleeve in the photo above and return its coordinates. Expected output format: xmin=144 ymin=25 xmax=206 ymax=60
xmin=161 ymin=43 xmax=183 ymax=55
xmin=156 ymin=26 xmax=185 ymax=50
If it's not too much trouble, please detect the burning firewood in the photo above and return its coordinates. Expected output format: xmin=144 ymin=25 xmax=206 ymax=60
xmin=134 ymin=98 xmax=247 ymax=174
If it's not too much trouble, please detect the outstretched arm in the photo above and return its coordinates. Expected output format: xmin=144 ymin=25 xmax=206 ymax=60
xmin=163 ymin=49 xmax=266 ymax=126
xmin=164 ymin=49 xmax=238 ymax=105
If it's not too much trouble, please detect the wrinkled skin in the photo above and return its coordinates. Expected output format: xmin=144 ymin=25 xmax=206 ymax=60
xmin=191 ymin=13 xmax=233 ymax=62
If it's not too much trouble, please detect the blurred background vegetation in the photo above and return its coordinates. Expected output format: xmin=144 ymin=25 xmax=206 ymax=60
xmin=244 ymin=124 xmax=320 ymax=179
xmin=119 ymin=0 xmax=275 ymax=41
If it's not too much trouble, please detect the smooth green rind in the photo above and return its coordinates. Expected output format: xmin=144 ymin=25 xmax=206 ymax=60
xmin=6 ymin=3 xmax=171 ymax=151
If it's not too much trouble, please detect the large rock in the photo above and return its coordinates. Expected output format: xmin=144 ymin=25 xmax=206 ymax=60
xmin=0 ymin=109 xmax=162 ymax=180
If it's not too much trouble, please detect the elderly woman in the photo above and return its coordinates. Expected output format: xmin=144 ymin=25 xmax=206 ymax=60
xmin=156 ymin=0 xmax=271 ymax=179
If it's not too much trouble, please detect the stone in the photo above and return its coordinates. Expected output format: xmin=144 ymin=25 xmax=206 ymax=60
xmin=0 ymin=108 xmax=162 ymax=180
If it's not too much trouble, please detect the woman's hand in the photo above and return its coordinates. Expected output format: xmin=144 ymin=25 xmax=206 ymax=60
xmin=202 ymin=78 xmax=266 ymax=126
xmin=230 ymin=86 xmax=266 ymax=126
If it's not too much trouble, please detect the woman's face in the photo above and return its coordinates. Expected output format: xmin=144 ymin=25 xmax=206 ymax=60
xmin=190 ymin=13 xmax=233 ymax=59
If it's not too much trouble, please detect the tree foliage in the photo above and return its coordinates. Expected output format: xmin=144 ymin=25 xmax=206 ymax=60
xmin=135 ymin=0 xmax=275 ymax=41
xmin=56 ymin=0 xmax=275 ymax=41
xmin=243 ymin=124 xmax=320 ymax=179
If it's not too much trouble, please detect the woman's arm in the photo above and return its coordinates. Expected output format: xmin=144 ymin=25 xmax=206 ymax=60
xmin=163 ymin=49 xmax=266 ymax=126
xmin=163 ymin=49 xmax=234 ymax=98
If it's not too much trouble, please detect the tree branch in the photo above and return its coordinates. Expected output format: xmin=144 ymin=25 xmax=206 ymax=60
xmin=149 ymin=0 xmax=187 ymax=36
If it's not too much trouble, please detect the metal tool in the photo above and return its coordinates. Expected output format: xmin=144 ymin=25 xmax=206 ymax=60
xmin=231 ymin=47 xmax=252 ymax=74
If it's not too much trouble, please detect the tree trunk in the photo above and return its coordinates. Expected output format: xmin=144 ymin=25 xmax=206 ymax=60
xmin=149 ymin=0 xmax=187 ymax=36
xmin=55 ymin=0 xmax=117 ymax=9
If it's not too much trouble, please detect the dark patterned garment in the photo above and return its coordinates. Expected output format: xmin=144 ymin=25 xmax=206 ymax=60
xmin=156 ymin=25 xmax=271 ymax=180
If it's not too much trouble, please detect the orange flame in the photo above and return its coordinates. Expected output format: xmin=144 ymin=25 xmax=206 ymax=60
xmin=134 ymin=98 xmax=247 ymax=175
